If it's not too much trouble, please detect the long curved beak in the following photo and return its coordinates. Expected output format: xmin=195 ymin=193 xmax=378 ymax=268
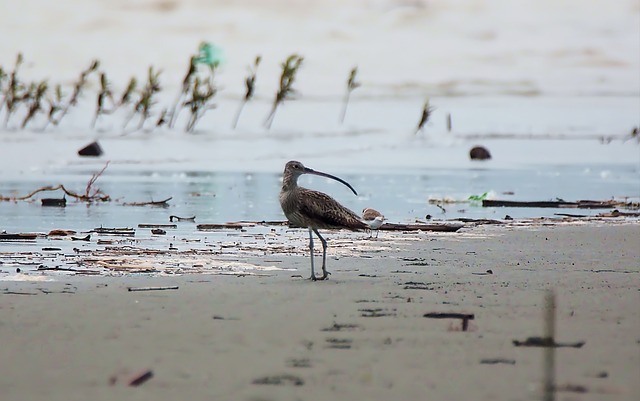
xmin=304 ymin=167 xmax=358 ymax=196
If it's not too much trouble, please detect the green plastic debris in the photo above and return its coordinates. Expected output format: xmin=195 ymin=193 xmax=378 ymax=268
xmin=468 ymin=192 xmax=489 ymax=204
xmin=195 ymin=42 xmax=224 ymax=68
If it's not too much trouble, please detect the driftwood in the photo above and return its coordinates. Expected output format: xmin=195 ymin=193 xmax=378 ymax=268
xmin=41 ymin=197 xmax=66 ymax=207
xmin=197 ymin=223 xmax=245 ymax=230
xmin=483 ymin=199 xmax=637 ymax=209
xmin=2 ymin=163 xmax=111 ymax=202
xmin=423 ymin=312 xmax=475 ymax=331
xmin=128 ymin=370 xmax=154 ymax=387
xmin=451 ymin=218 xmax=504 ymax=224
xmin=138 ymin=224 xmax=177 ymax=229
xmin=513 ymin=336 xmax=585 ymax=348
xmin=36 ymin=266 xmax=101 ymax=275
xmin=123 ymin=197 xmax=172 ymax=207
xmin=127 ymin=286 xmax=179 ymax=292
xmin=597 ymin=210 xmax=640 ymax=217
xmin=0 ymin=233 xmax=38 ymax=240
xmin=92 ymin=227 xmax=135 ymax=236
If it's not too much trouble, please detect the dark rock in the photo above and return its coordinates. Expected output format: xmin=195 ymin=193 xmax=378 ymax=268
xmin=78 ymin=141 xmax=103 ymax=157
xmin=470 ymin=146 xmax=491 ymax=160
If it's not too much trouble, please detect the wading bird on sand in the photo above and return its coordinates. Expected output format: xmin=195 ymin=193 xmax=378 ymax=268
xmin=362 ymin=207 xmax=385 ymax=238
xmin=279 ymin=160 xmax=367 ymax=281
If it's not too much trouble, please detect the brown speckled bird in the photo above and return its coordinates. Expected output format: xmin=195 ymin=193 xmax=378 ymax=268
xmin=280 ymin=160 xmax=366 ymax=280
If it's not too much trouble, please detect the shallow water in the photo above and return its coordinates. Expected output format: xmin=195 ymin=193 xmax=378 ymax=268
xmin=1 ymin=161 xmax=638 ymax=235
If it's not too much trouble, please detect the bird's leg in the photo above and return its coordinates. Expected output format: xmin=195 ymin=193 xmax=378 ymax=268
xmin=308 ymin=228 xmax=317 ymax=281
xmin=312 ymin=228 xmax=330 ymax=280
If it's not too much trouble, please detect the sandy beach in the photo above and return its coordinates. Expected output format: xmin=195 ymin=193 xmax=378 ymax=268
xmin=1 ymin=222 xmax=638 ymax=401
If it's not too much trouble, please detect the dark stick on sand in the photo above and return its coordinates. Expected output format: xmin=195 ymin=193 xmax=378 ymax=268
xmin=543 ymin=289 xmax=556 ymax=401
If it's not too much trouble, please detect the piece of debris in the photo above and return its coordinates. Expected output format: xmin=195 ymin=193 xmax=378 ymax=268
xmin=138 ymin=224 xmax=177 ymax=229
xmin=325 ymin=338 xmax=353 ymax=349
xmin=197 ymin=223 xmax=244 ymax=230
xmin=92 ymin=227 xmax=135 ymax=236
xmin=127 ymin=286 xmax=179 ymax=292
xmin=423 ymin=312 xmax=475 ymax=331
xmin=469 ymin=146 xmax=491 ymax=160
xmin=512 ymin=336 xmax=585 ymax=348
xmin=78 ymin=141 xmax=103 ymax=157
xmin=252 ymin=374 xmax=304 ymax=386
xmin=169 ymin=215 xmax=196 ymax=222
xmin=554 ymin=383 xmax=589 ymax=393
xmin=480 ymin=358 xmax=516 ymax=365
xmin=128 ymin=370 xmax=154 ymax=386
xmin=483 ymin=199 xmax=636 ymax=209
xmin=0 ymin=233 xmax=38 ymax=241
xmin=376 ymin=222 xmax=463 ymax=232
xmin=48 ymin=229 xmax=76 ymax=236
xmin=123 ymin=197 xmax=172 ymax=207
xmin=320 ymin=323 xmax=361 ymax=332
xmin=359 ymin=308 xmax=396 ymax=317
xmin=41 ymin=197 xmax=66 ymax=207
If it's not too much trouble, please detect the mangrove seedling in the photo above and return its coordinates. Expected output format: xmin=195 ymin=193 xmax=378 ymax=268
xmin=184 ymin=76 xmax=217 ymax=133
xmin=92 ymin=72 xmax=115 ymax=128
xmin=232 ymin=55 xmax=261 ymax=129
xmin=168 ymin=55 xmax=198 ymax=128
xmin=264 ymin=54 xmax=303 ymax=129
xmin=119 ymin=77 xmax=137 ymax=107
xmin=2 ymin=53 xmax=24 ymax=127
xmin=340 ymin=66 xmax=361 ymax=124
xmin=415 ymin=98 xmax=434 ymax=135
xmin=156 ymin=108 xmax=168 ymax=128
xmin=42 ymin=85 xmax=64 ymax=131
xmin=124 ymin=66 xmax=162 ymax=131
xmin=55 ymin=59 xmax=100 ymax=125
xmin=21 ymin=80 xmax=48 ymax=129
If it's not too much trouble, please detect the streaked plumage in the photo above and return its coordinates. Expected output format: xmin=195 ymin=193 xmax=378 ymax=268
xmin=280 ymin=160 xmax=366 ymax=280
xmin=362 ymin=208 xmax=385 ymax=238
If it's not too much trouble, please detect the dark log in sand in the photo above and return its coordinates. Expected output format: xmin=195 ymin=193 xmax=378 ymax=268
xmin=423 ymin=312 xmax=475 ymax=331
xmin=0 ymin=233 xmax=39 ymax=240
xmin=483 ymin=199 xmax=633 ymax=209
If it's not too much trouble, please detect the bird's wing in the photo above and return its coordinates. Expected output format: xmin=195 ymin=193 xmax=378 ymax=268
xmin=299 ymin=190 xmax=367 ymax=230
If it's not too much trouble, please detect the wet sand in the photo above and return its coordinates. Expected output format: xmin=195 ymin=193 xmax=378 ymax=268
xmin=1 ymin=223 xmax=639 ymax=401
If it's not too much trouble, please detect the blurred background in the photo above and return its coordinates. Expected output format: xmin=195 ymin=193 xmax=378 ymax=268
xmin=0 ymin=0 xmax=639 ymax=229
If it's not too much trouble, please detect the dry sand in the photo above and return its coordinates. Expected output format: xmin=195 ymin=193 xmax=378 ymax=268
xmin=0 ymin=223 xmax=639 ymax=401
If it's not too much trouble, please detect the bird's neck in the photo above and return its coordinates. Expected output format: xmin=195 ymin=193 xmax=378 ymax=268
xmin=281 ymin=173 xmax=299 ymax=193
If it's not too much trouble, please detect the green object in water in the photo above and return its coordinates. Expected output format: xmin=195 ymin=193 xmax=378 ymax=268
xmin=195 ymin=42 xmax=224 ymax=67
xmin=468 ymin=192 xmax=489 ymax=202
